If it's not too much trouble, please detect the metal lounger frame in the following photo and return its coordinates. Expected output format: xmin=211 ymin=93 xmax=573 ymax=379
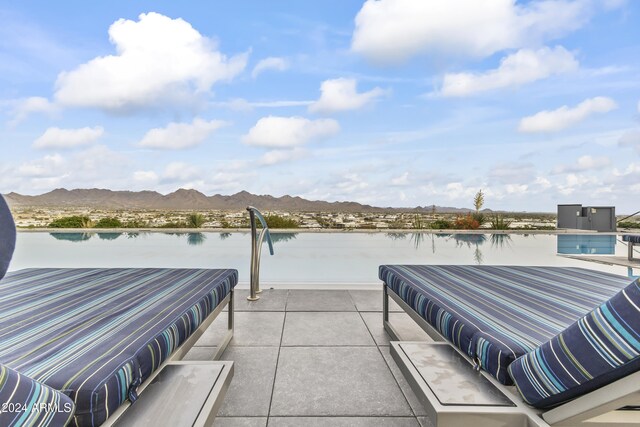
xmin=101 ymin=289 xmax=234 ymax=426
xmin=383 ymin=283 xmax=640 ymax=427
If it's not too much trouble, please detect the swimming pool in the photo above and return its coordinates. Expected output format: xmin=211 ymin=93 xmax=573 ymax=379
xmin=10 ymin=232 xmax=636 ymax=287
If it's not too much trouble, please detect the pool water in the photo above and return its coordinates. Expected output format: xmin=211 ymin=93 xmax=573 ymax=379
xmin=10 ymin=232 xmax=636 ymax=286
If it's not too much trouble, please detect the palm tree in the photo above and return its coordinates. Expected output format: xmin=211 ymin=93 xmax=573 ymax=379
xmin=187 ymin=213 xmax=205 ymax=228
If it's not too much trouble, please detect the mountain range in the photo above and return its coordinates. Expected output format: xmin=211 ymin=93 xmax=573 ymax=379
xmin=3 ymin=188 xmax=476 ymax=213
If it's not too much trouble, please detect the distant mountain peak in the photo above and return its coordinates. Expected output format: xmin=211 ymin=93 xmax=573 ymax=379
xmin=3 ymin=188 xmax=473 ymax=213
xmin=172 ymin=188 xmax=204 ymax=194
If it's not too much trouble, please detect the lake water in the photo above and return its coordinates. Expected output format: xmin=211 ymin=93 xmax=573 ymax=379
xmin=10 ymin=232 xmax=637 ymax=286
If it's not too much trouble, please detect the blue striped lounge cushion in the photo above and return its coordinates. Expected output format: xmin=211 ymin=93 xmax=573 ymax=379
xmin=508 ymin=278 xmax=640 ymax=408
xmin=0 ymin=267 xmax=237 ymax=426
xmin=623 ymin=235 xmax=640 ymax=244
xmin=0 ymin=363 xmax=75 ymax=426
xmin=0 ymin=195 xmax=16 ymax=280
xmin=379 ymin=265 xmax=630 ymax=385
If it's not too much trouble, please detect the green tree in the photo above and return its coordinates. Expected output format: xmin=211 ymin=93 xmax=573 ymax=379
xmin=49 ymin=216 xmax=91 ymax=228
xmin=159 ymin=221 xmax=187 ymax=228
xmin=187 ymin=213 xmax=206 ymax=228
xmin=95 ymin=217 xmax=123 ymax=228
xmin=429 ymin=218 xmax=453 ymax=229
xmin=315 ymin=215 xmax=331 ymax=228
xmin=618 ymin=221 xmax=640 ymax=229
xmin=263 ymin=214 xmax=298 ymax=229
xmin=124 ymin=218 xmax=148 ymax=228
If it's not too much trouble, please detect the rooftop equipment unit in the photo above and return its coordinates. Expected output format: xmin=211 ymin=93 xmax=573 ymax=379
xmin=557 ymin=204 xmax=616 ymax=232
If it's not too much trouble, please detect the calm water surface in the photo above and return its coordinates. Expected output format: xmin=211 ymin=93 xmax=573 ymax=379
xmin=10 ymin=232 xmax=636 ymax=286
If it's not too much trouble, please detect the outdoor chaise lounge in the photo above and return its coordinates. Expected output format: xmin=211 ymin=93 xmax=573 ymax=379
xmin=0 ymin=196 xmax=236 ymax=427
xmin=623 ymin=235 xmax=640 ymax=261
xmin=381 ymin=264 xmax=640 ymax=426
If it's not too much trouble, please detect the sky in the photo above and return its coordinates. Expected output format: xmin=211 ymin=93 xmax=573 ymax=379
xmin=1 ymin=0 xmax=639 ymax=213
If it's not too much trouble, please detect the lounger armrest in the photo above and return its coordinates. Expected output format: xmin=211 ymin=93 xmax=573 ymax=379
xmin=112 ymin=361 xmax=233 ymax=426
xmin=0 ymin=364 xmax=75 ymax=426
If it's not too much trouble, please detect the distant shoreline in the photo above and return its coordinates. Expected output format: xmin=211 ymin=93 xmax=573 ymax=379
xmin=16 ymin=227 xmax=626 ymax=235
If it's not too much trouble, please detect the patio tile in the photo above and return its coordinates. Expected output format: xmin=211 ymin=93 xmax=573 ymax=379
xmin=214 ymin=418 xmax=268 ymax=427
xmin=217 ymin=347 xmax=279 ymax=417
xmin=380 ymin=346 xmax=428 ymax=417
xmin=270 ymin=347 xmax=412 ymax=416
xmin=268 ymin=417 xmax=420 ymax=426
xmin=417 ymin=417 xmax=435 ymax=427
xmin=286 ymin=290 xmax=356 ymax=311
xmin=281 ymin=312 xmax=374 ymax=346
xmin=360 ymin=312 xmax=431 ymax=346
xmin=198 ymin=312 xmax=285 ymax=347
xmin=229 ymin=289 xmax=289 ymax=312
xmin=349 ymin=289 xmax=402 ymax=312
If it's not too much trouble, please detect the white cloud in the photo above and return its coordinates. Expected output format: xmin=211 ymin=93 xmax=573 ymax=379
xmin=251 ymin=57 xmax=289 ymax=78
xmin=130 ymin=163 xmax=257 ymax=193
xmin=335 ymin=173 xmax=369 ymax=194
xmin=139 ymin=118 xmax=226 ymax=149
xmin=210 ymin=98 xmax=314 ymax=111
xmin=552 ymin=155 xmax=611 ymax=174
xmin=133 ymin=170 xmax=159 ymax=185
xmin=250 ymin=100 xmax=314 ymax=108
xmin=351 ymin=0 xmax=589 ymax=63
xmin=242 ymin=116 xmax=340 ymax=148
xmin=489 ymin=162 xmax=535 ymax=184
xmin=9 ymin=97 xmax=58 ymax=126
xmin=619 ymin=130 xmax=640 ymax=153
xmin=70 ymin=145 xmax=131 ymax=182
xmin=612 ymin=162 xmax=640 ymax=177
xmin=391 ymin=172 xmax=409 ymax=186
xmin=309 ymin=78 xmax=386 ymax=114
xmin=444 ymin=182 xmax=483 ymax=201
xmin=161 ymin=162 xmax=201 ymax=183
xmin=518 ymin=96 xmax=617 ymax=133
xmin=438 ymin=46 xmax=578 ymax=97
xmin=5 ymin=145 xmax=130 ymax=193
xmin=54 ymin=12 xmax=248 ymax=111
xmin=505 ymin=184 xmax=528 ymax=194
xmin=259 ymin=149 xmax=306 ymax=166
xmin=584 ymin=65 xmax=628 ymax=77
xmin=533 ymin=176 xmax=552 ymax=190
xmin=33 ymin=126 xmax=104 ymax=149
xmin=556 ymin=173 xmax=600 ymax=195
xmin=18 ymin=154 xmax=66 ymax=177
xmin=222 ymin=98 xmax=254 ymax=112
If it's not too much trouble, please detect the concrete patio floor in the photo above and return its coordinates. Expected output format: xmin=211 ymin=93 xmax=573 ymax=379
xmin=184 ymin=288 xmax=435 ymax=427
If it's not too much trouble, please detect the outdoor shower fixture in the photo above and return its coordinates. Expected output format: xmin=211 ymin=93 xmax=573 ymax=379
xmin=246 ymin=206 xmax=274 ymax=301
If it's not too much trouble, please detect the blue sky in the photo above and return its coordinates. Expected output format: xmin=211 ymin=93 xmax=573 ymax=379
xmin=1 ymin=0 xmax=639 ymax=212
